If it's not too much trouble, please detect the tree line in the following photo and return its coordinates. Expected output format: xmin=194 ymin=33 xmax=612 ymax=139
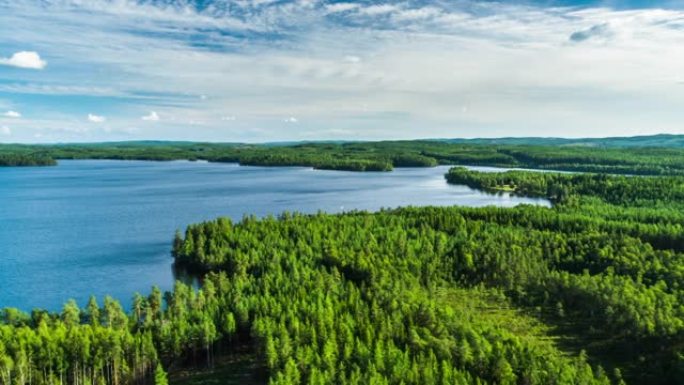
xmin=0 ymin=153 xmax=55 ymax=167
xmin=7 ymin=140 xmax=684 ymax=175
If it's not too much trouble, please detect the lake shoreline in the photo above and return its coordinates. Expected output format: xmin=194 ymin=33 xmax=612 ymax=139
xmin=0 ymin=160 xmax=549 ymax=311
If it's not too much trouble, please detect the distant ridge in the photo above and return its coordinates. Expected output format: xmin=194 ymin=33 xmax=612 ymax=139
xmin=436 ymin=134 xmax=684 ymax=148
xmin=19 ymin=133 xmax=684 ymax=148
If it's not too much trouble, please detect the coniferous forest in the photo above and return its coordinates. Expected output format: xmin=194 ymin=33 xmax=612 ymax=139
xmin=8 ymin=136 xmax=684 ymax=174
xmin=2 ymin=143 xmax=684 ymax=385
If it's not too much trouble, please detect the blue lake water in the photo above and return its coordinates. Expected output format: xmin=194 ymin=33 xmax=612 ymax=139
xmin=0 ymin=160 xmax=549 ymax=312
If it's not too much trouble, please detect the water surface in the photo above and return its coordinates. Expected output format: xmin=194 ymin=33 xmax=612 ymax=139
xmin=0 ymin=160 xmax=549 ymax=311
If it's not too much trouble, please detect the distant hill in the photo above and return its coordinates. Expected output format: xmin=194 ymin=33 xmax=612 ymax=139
xmin=20 ymin=134 xmax=684 ymax=148
xmin=438 ymin=134 xmax=684 ymax=148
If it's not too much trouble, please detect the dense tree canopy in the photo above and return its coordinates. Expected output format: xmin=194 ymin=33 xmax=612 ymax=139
xmin=169 ymin=165 xmax=684 ymax=384
xmin=8 ymin=138 xmax=684 ymax=174
xmin=2 ymin=146 xmax=684 ymax=384
xmin=0 ymin=151 xmax=55 ymax=166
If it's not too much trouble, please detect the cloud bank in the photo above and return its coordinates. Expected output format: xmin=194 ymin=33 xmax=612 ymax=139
xmin=1 ymin=1 xmax=684 ymax=142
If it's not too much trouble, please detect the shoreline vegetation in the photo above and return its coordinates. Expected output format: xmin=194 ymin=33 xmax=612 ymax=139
xmin=0 ymin=153 xmax=56 ymax=166
xmin=1 ymin=140 xmax=684 ymax=384
xmin=4 ymin=135 xmax=684 ymax=174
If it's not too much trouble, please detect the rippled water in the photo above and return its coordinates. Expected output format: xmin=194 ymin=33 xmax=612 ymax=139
xmin=0 ymin=160 xmax=549 ymax=311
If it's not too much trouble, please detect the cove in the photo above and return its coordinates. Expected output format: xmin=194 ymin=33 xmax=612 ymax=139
xmin=0 ymin=160 xmax=549 ymax=311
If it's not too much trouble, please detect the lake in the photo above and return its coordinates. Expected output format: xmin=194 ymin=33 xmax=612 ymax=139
xmin=0 ymin=160 xmax=549 ymax=311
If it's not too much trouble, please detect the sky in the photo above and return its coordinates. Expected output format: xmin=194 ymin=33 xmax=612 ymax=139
xmin=1 ymin=0 xmax=684 ymax=143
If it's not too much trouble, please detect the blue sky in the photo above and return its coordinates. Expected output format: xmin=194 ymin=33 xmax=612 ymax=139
xmin=1 ymin=0 xmax=684 ymax=143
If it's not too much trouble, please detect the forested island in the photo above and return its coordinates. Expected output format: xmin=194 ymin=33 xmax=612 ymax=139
xmin=1 ymin=149 xmax=684 ymax=384
xmin=7 ymin=134 xmax=684 ymax=174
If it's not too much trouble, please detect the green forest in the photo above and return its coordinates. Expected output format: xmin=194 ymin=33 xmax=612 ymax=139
xmin=2 ymin=142 xmax=684 ymax=384
xmin=0 ymin=152 xmax=55 ymax=166
xmin=8 ymin=135 xmax=684 ymax=174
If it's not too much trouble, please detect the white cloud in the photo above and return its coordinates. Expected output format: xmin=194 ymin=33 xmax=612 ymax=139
xmin=325 ymin=3 xmax=359 ymax=14
xmin=87 ymin=113 xmax=106 ymax=123
xmin=4 ymin=110 xmax=21 ymax=118
xmin=393 ymin=7 xmax=442 ymax=22
xmin=359 ymin=4 xmax=399 ymax=16
xmin=283 ymin=117 xmax=298 ymax=123
xmin=142 ymin=111 xmax=160 ymax=121
xmin=0 ymin=83 xmax=124 ymax=97
xmin=0 ymin=126 xmax=11 ymax=136
xmin=0 ymin=51 xmax=46 ymax=69
xmin=221 ymin=116 xmax=236 ymax=121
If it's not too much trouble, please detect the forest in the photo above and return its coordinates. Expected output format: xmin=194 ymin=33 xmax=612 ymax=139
xmin=1 ymin=154 xmax=684 ymax=384
xmin=6 ymin=136 xmax=684 ymax=174
xmin=444 ymin=133 xmax=684 ymax=148
xmin=0 ymin=152 xmax=55 ymax=166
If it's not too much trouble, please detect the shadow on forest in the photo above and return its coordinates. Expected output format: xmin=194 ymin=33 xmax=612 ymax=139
xmin=169 ymin=342 xmax=267 ymax=385
xmin=533 ymin=308 xmax=679 ymax=385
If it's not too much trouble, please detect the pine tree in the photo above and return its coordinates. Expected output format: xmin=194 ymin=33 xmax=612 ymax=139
xmin=154 ymin=363 xmax=168 ymax=385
